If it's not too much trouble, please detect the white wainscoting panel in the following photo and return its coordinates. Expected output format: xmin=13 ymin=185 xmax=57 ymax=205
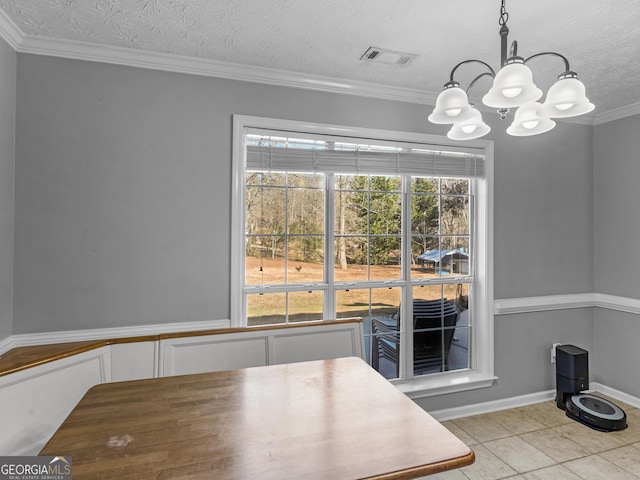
xmin=270 ymin=326 xmax=363 ymax=365
xmin=160 ymin=335 xmax=269 ymax=377
xmin=110 ymin=341 xmax=157 ymax=382
xmin=160 ymin=322 xmax=364 ymax=377
xmin=0 ymin=347 xmax=111 ymax=456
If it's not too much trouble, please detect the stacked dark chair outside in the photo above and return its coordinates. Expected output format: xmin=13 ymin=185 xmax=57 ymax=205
xmin=371 ymin=299 xmax=461 ymax=377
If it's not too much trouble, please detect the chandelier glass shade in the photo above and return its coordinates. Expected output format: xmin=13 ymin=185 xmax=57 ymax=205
xmin=542 ymin=73 xmax=595 ymax=118
xmin=447 ymin=108 xmax=491 ymax=141
xmin=429 ymin=0 xmax=594 ymax=140
xmin=506 ymin=102 xmax=556 ymax=136
xmin=481 ymin=59 xmax=542 ymax=108
xmin=427 ymin=85 xmax=476 ymax=124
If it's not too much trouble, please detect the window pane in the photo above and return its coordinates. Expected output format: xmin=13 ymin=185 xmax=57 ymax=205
xmin=370 ymin=192 xmax=402 ymax=235
xmin=441 ymin=178 xmax=469 ymax=195
xmin=439 ymin=236 xmax=470 ymax=277
xmin=454 ymin=283 xmax=470 ymax=326
xmin=338 ymin=193 xmax=370 ymax=235
xmin=447 ymin=282 xmax=471 ymax=373
xmin=412 ymin=177 xmax=439 ymax=193
xmin=245 ymin=244 xmax=285 ymax=285
xmin=411 ymin=236 xmax=440 ymax=279
xmin=288 ymin=291 xmax=323 ymax=323
xmin=336 ymin=287 xmax=401 ymax=380
xmin=245 ymin=187 xmax=285 ymax=235
xmin=247 ymin=171 xmax=286 ymax=187
xmin=448 ymin=326 xmax=471 ymax=372
xmin=287 ymin=172 xmax=324 ymax=189
xmin=247 ymin=291 xmax=324 ymax=326
xmin=247 ymin=292 xmax=286 ymax=326
xmin=287 ymin=236 xmax=323 ymax=283
xmin=412 ymin=285 xmax=469 ymax=375
xmin=370 ymin=236 xmax=401 ymax=280
xmin=245 ymin=175 xmax=286 ymax=286
xmin=441 ymin=194 xmax=469 ymax=235
xmin=335 ymin=288 xmax=371 ymax=319
xmin=334 ymin=236 xmax=368 ymax=281
xmin=411 ymin=177 xmax=439 ymax=236
xmin=287 ymin=189 xmax=324 ymax=234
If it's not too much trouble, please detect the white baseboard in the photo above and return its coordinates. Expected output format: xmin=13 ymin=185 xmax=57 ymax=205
xmin=429 ymin=389 xmax=556 ymax=421
xmin=591 ymin=382 xmax=640 ymax=409
xmin=0 ymin=335 xmax=15 ymax=355
xmin=429 ymin=384 xmax=640 ymax=422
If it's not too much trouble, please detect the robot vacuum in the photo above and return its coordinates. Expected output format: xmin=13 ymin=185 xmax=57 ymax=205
xmin=556 ymin=344 xmax=627 ymax=432
xmin=565 ymin=393 xmax=627 ymax=432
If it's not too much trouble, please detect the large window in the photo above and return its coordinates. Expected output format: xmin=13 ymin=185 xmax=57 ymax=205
xmin=232 ymin=116 xmax=494 ymax=396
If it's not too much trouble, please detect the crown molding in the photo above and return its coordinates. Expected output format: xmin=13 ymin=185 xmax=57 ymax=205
xmin=18 ymin=35 xmax=439 ymax=106
xmin=1 ymin=14 xmax=637 ymax=127
xmin=557 ymin=113 xmax=596 ymax=126
xmin=0 ymin=6 xmax=23 ymax=50
xmin=594 ymin=101 xmax=640 ymax=125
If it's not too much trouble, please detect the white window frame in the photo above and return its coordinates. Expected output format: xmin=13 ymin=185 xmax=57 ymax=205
xmin=231 ymin=115 xmax=495 ymax=397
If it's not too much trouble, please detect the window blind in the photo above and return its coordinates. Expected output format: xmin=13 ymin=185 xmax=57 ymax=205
xmin=245 ymin=141 xmax=485 ymax=178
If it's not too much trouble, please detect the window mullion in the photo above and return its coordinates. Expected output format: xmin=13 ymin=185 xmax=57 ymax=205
xmin=325 ymin=173 xmax=336 ymax=319
xmin=400 ymin=175 xmax=412 ymax=381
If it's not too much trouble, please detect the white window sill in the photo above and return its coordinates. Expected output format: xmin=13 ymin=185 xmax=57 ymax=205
xmin=394 ymin=370 xmax=497 ymax=399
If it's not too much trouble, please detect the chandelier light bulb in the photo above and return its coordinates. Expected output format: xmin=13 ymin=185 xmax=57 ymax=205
xmin=462 ymin=124 xmax=477 ymax=134
xmin=502 ymin=87 xmax=523 ymax=98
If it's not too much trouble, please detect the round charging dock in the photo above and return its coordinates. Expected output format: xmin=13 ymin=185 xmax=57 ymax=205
xmin=565 ymin=393 xmax=627 ymax=432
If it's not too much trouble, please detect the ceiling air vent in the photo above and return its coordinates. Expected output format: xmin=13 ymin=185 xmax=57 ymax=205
xmin=360 ymin=47 xmax=417 ymax=66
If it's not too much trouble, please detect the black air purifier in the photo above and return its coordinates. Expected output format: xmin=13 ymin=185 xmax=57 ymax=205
xmin=555 ymin=344 xmax=627 ymax=432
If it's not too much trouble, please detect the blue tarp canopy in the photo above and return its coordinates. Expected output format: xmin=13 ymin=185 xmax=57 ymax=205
xmin=416 ymin=249 xmax=469 ymax=264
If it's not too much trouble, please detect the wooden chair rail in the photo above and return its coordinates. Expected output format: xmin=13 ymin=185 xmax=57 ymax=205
xmin=0 ymin=319 xmax=362 ymax=377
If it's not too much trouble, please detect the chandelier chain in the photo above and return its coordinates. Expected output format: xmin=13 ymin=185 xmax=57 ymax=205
xmin=499 ymin=0 xmax=509 ymax=26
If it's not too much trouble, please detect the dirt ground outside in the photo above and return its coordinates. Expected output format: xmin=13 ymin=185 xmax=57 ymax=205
xmin=245 ymin=256 xmax=461 ymax=325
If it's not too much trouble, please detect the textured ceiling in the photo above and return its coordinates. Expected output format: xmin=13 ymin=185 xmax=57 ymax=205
xmin=1 ymin=0 xmax=639 ymax=116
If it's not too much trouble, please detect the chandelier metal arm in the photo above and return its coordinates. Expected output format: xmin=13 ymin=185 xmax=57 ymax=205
xmin=466 ymin=72 xmax=495 ymax=96
xmin=524 ymin=51 xmax=572 ymax=75
xmin=448 ymin=59 xmax=496 ymax=84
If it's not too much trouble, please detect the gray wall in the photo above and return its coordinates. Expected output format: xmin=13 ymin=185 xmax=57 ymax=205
xmin=0 ymin=37 xmax=15 ymax=343
xmin=13 ymin=53 xmax=597 ymax=405
xmin=593 ymin=113 xmax=640 ymax=398
xmin=419 ymin=309 xmax=595 ymax=411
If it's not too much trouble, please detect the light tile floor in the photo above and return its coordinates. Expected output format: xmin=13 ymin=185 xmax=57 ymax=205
xmin=426 ymin=395 xmax=640 ymax=480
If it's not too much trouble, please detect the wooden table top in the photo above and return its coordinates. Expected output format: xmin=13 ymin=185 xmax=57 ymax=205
xmin=40 ymin=357 xmax=473 ymax=479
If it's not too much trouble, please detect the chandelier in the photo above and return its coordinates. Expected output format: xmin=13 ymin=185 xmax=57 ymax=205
xmin=428 ymin=0 xmax=594 ymax=140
